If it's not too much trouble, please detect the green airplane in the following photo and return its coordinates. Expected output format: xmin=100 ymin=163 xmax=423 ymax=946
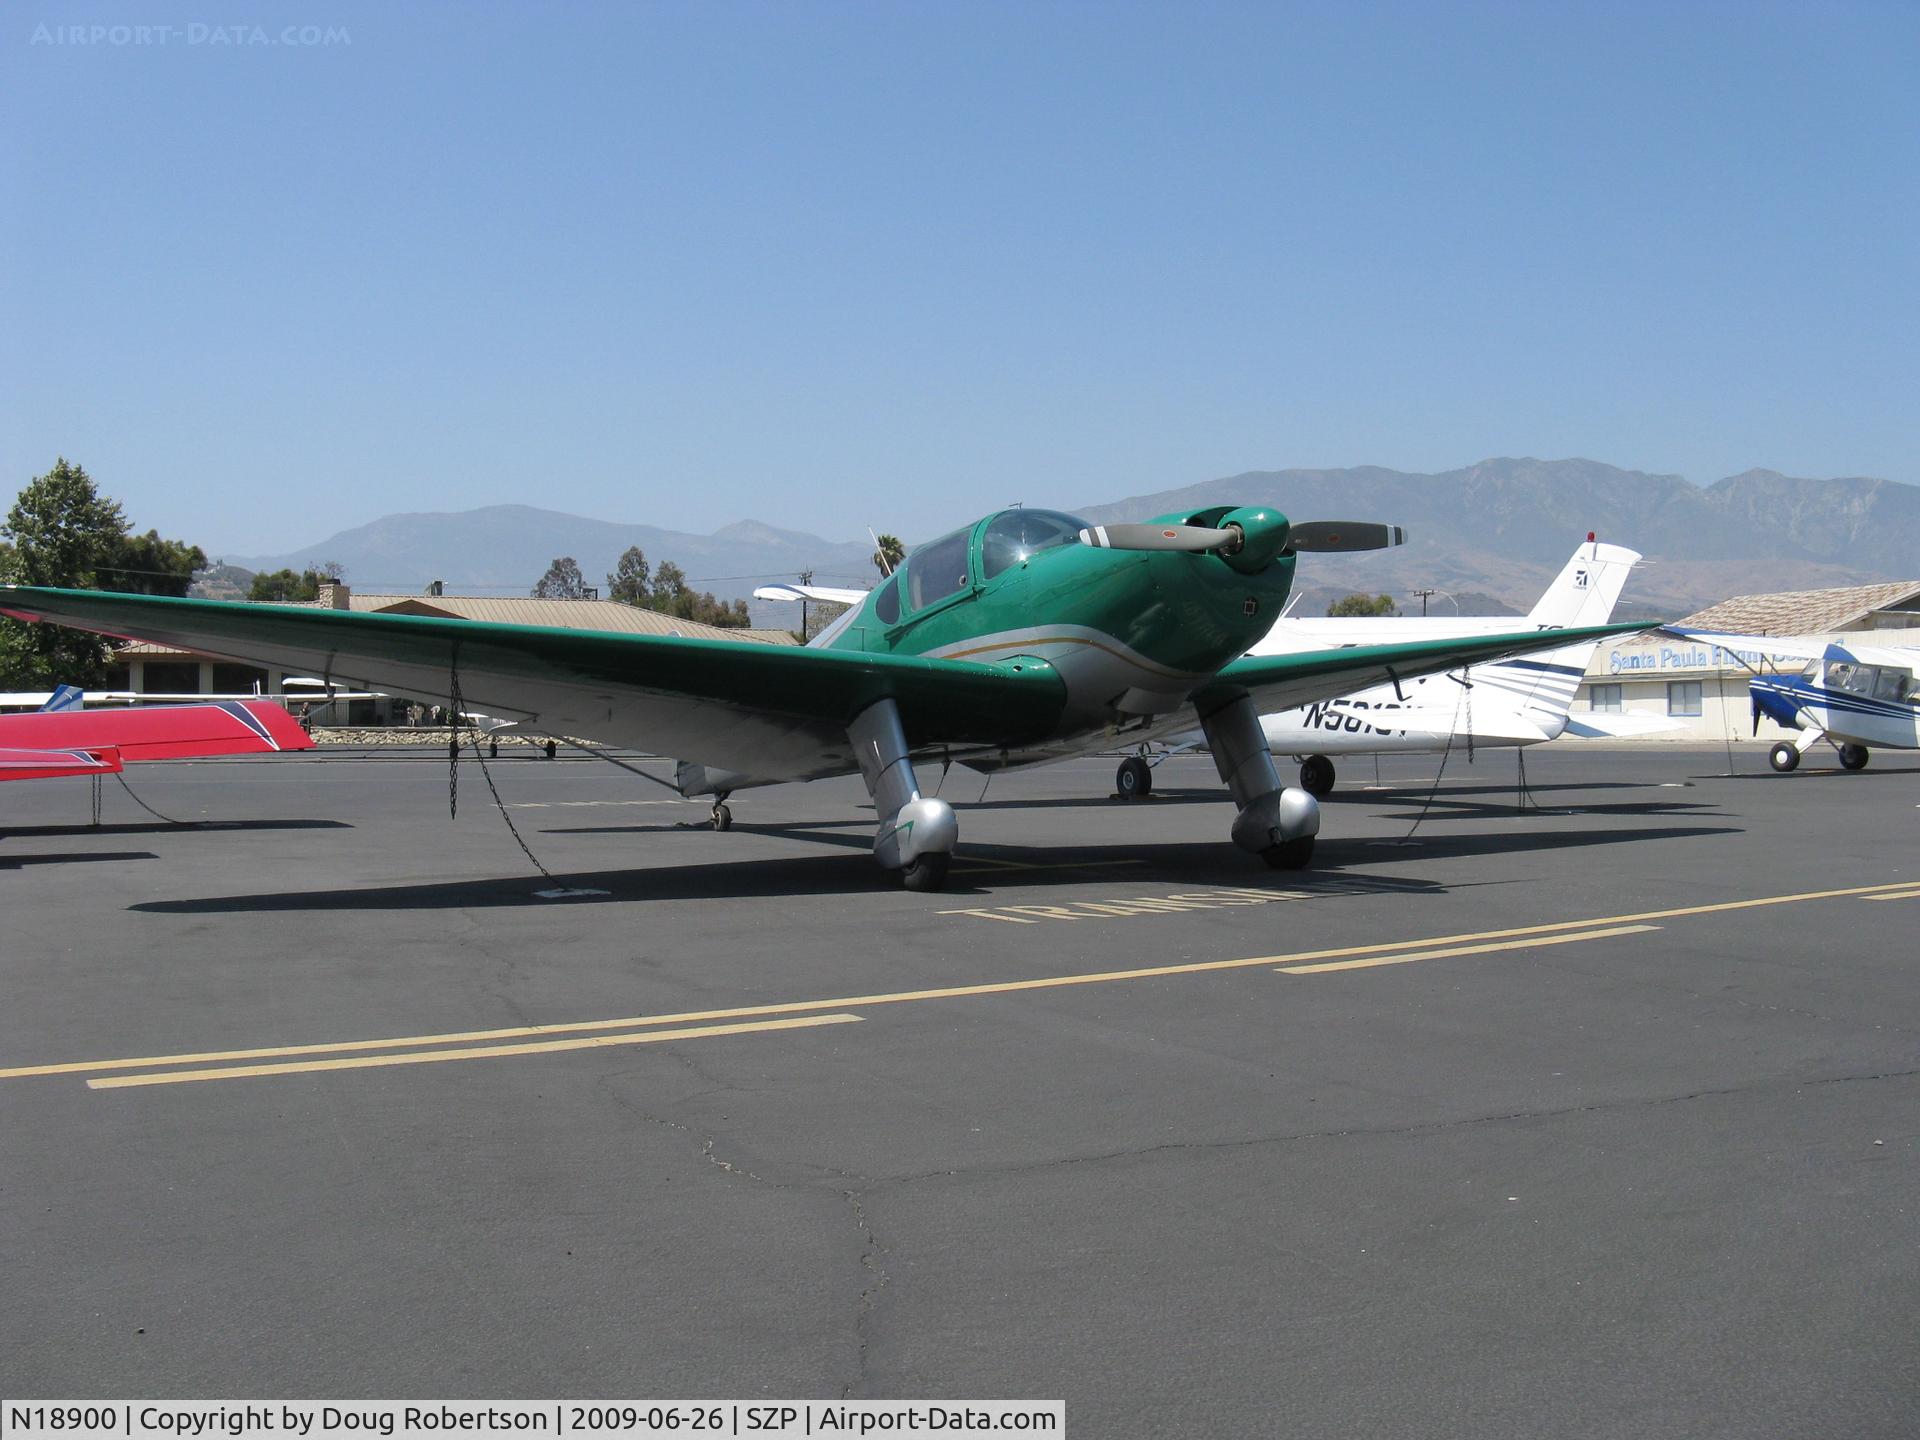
xmin=0 ymin=504 xmax=1646 ymax=891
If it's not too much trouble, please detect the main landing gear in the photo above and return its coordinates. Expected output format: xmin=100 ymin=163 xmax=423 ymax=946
xmin=1769 ymin=734 xmax=1870 ymax=773
xmin=710 ymin=800 xmax=733 ymax=831
xmin=1115 ymin=755 xmax=1153 ymax=799
xmin=1201 ymin=693 xmax=1320 ymax=870
xmin=850 ymin=698 xmax=959 ymax=891
xmin=1298 ymin=754 xmax=1336 ymax=798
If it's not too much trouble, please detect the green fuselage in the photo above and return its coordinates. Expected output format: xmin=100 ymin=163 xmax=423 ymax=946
xmin=821 ymin=505 xmax=1298 ymax=757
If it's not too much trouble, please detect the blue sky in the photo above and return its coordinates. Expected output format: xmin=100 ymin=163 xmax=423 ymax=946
xmin=3 ymin=1 xmax=1914 ymax=557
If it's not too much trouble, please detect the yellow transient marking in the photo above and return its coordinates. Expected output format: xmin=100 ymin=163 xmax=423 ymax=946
xmin=85 ymin=1014 xmax=863 ymax=1090
xmin=9 ymin=877 xmax=1919 ymax=1087
xmin=1277 ymin=924 xmax=1659 ymax=974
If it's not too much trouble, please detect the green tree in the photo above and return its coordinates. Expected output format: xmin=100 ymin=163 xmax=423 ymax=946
xmin=872 ymin=534 xmax=905 ymax=577
xmin=607 ymin=546 xmax=651 ymax=605
xmin=1327 ymin=592 xmax=1397 ymax=617
xmin=1 ymin=459 xmax=128 ymax=685
xmin=533 ymin=556 xmax=588 ymax=599
xmin=97 ymin=529 xmax=208 ymax=597
xmin=249 ymin=568 xmax=327 ymax=602
xmin=649 ymin=561 xmax=688 ymax=604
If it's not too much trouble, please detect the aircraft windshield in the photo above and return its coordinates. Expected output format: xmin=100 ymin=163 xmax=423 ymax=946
xmin=906 ymin=528 xmax=973 ymax=611
xmin=981 ymin=509 xmax=1088 ymax=581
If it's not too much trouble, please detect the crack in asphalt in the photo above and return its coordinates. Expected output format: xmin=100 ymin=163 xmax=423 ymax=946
xmin=839 ymin=1187 xmax=890 ymax=1401
xmin=867 ymin=1064 xmax=1920 ymax=1189
xmin=593 ymin=1065 xmax=889 ymax=1399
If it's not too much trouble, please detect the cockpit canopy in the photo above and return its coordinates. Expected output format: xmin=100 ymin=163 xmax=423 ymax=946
xmin=979 ymin=509 xmax=1087 ymax=581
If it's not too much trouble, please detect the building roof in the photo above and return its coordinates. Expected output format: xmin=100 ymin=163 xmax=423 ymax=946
xmin=349 ymin=593 xmax=798 ymax=644
xmin=1680 ymin=581 xmax=1920 ymax=635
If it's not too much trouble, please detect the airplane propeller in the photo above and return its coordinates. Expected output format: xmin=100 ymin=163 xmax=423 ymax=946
xmin=1078 ymin=522 xmax=1245 ymax=554
xmin=1077 ymin=518 xmax=1406 ymax=557
xmin=1285 ymin=521 xmax=1406 ymax=554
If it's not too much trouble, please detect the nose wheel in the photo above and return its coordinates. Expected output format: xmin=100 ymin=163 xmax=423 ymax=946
xmin=1115 ymin=755 xmax=1153 ymax=799
xmin=710 ymin=801 xmax=733 ymax=831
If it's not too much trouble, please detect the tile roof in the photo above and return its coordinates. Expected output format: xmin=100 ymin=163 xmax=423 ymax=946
xmin=350 ymin=594 xmax=799 ymax=643
xmin=1681 ymin=581 xmax=1920 ymax=634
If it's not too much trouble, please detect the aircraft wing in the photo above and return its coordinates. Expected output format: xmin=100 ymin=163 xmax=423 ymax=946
xmin=0 ymin=586 xmax=1067 ymax=782
xmin=1563 ymin=713 xmax=1687 ymax=738
xmin=0 ymin=745 xmax=122 ymax=783
xmin=0 ymin=698 xmax=315 ymax=763
xmin=753 ymin=583 xmax=870 ymax=608
xmin=1662 ymin=627 xmax=1918 ymax=671
xmin=1196 ymin=622 xmax=1654 ymax=715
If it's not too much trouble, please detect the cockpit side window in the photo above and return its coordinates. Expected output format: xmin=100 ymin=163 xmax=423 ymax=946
xmin=906 ymin=529 xmax=972 ymax=611
xmin=980 ymin=509 xmax=1088 ymax=581
xmin=1873 ymin=667 xmax=1909 ymax=702
xmin=873 ymin=575 xmax=900 ymax=625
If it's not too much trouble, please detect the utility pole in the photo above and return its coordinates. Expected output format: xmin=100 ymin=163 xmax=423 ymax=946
xmin=797 ymin=570 xmax=813 ymax=638
xmin=1412 ymin=587 xmax=1436 ymax=616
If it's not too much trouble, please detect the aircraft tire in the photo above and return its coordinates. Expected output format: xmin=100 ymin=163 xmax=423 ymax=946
xmin=1116 ymin=756 xmax=1153 ymax=799
xmin=1299 ymin=755 xmax=1336 ymax=798
xmin=710 ymin=802 xmax=733 ymax=831
xmin=1768 ymin=743 xmax=1800 ymax=773
xmin=1838 ymin=743 xmax=1870 ymax=771
xmin=902 ymin=852 xmax=950 ymax=892
xmin=1262 ymin=835 xmax=1315 ymax=870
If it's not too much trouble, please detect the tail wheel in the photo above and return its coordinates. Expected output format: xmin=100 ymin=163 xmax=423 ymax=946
xmin=1115 ymin=755 xmax=1153 ymax=799
xmin=1838 ymin=743 xmax=1870 ymax=771
xmin=1768 ymin=743 xmax=1800 ymax=773
xmin=1262 ymin=835 xmax=1315 ymax=870
xmin=1298 ymin=754 xmax=1336 ymax=798
xmin=710 ymin=802 xmax=733 ymax=831
xmin=902 ymin=852 xmax=951 ymax=892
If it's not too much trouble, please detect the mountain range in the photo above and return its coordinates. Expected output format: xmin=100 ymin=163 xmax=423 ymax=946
xmin=223 ymin=458 xmax=1920 ymax=624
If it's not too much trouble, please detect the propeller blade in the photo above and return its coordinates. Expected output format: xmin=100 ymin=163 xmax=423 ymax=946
xmin=1286 ymin=521 xmax=1406 ymax=553
xmin=1078 ymin=523 xmax=1243 ymax=554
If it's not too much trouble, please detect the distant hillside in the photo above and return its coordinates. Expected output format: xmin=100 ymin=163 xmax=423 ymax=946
xmin=1077 ymin=458 xmax=1920 ymax=616
xmin=231 ymin=459 xmax=1919 ymax=624
xmin=232 ymin=506 xmax=879 ymax=624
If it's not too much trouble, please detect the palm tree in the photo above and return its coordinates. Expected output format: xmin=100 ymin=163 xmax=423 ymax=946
xmin=872 ymin=534 xmax=905 ymax=578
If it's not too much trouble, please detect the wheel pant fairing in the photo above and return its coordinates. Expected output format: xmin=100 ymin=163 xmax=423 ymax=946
xmin=1200 ymin=692 xmax=1321 ymax=853
xmin=848 ymin=698 xmax=958 ymax=870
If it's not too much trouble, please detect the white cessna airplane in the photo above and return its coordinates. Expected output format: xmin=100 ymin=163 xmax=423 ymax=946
xmin=1115 ymin=536 xmax=1654 ymax=797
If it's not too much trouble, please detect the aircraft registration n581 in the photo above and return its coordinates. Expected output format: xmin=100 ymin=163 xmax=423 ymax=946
xmin=0 ymin=504 xmax=1648 ymax=890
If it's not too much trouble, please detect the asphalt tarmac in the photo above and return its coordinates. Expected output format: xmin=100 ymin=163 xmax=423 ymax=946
xmin=4 ymin=742 xmax=1917 ymax=1437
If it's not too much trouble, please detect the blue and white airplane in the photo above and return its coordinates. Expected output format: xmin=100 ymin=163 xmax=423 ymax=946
xmin=1664 ymin=628 xmax=1920 ymax=772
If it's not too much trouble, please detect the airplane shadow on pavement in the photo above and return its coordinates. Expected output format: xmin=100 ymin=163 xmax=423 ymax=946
xmin=124 ymin=821 xmax=1741 ymax=913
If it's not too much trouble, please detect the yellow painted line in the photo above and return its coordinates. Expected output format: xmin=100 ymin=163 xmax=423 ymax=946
xmin=950 ymin=858 xmax=1148 ymax=874
xmin=1278 ymin=924 xmax=1659 ymax=974
xmin=1860 ymin=888 xmax=1920 ymax=902
xmin=11 ymin=877 xmax=1918 ymax=1084
xmin=85 ymin=1014 xmax=863 ymax=1090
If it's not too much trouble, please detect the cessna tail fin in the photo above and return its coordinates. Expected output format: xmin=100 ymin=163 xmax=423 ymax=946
xmin=1494 ymin=538 xmax=1643 ymax=733
xmin=1524 ymin=537 xmax=1642 ymax=630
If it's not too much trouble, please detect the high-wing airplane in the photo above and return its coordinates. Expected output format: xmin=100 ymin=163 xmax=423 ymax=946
xmin=0 ymin=693 xmax=313 ymax=784
xmin=1202 ymin=537 xmax=1661 ymax=797
xmin=1661 ymin=627 xmax=1920 ymax=772
xmin=0 ymin=503 xmax=1646 ymax=888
